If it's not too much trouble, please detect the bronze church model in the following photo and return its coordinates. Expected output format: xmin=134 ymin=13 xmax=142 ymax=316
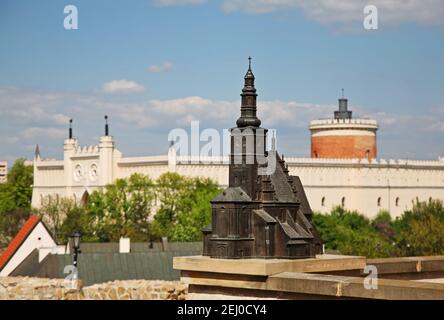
xmin=203 ymin=59 xmax=323 ymax=259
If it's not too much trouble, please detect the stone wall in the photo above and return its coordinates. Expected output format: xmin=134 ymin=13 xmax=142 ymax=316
xmin=0 ymin=277 xmax=188 ymax=300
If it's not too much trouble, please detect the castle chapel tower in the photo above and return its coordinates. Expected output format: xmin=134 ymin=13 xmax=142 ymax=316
xmin=203 ymin=59 xmax=322 ymax=259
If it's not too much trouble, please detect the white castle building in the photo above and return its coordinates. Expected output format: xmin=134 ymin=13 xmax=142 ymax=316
xmin=31 ymin=96 xmax=444 ymax=218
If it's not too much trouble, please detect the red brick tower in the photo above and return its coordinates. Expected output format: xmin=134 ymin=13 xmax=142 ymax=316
xmin=310 ymin=92 xmax=378 ymax=159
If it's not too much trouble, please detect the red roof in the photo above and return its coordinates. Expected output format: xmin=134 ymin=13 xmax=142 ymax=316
xmin=0 ymin=215 xmax=41 ymax=271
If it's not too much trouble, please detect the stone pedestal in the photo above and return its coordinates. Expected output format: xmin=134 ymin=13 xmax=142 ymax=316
xmin=173 ymin=254 xmax=366 ymax=299
xmin=174 ymin=255 xmax=444 ymax=300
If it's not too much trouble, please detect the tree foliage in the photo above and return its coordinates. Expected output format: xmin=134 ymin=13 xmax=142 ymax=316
xmin=151 ymin=173 xmax=221 ymax=241
xmin=313 ymin=200 xmax=444 ymax=258
xmin=86 ymin=173 xmax=155 ymax=242
xmin=393 ymin=199 xmax=444 ymax=256
xmin=34 ymin=172 xmax=220 ymax=243
xmin=0 ymin=159 xmax=33 ymax=246
xmin=36 ymin=196 xmax=78 ymax=243
xmin=0 ymin=159 xmax=33 ymax=213
xmin=313 ymin=206 xmax=396 ymax=258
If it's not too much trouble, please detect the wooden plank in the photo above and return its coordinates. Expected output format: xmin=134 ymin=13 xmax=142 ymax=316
xmin=174 ymin=255 xmax=366 ymax=276
xmin=181 ymin=270 xmax=444 ymax=300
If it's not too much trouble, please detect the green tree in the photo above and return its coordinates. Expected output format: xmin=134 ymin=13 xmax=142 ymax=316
xmin=313 ymin=206 xmax=396 ymax=258
xmin=58 ymin=204 xmax=91 ymax=243
xmin=155 ymin=173 xmax=192 ymax=223
xmin=86 ymin=173 xmax=155 ymax=241
xmin=372 ymin=210 xmax=396 ymax=242
xmin=0 ymin=159 xmax=33 ymax=246
xmin=169 ymin=178 xmax=221 ymax=241
xmin=0 ymin=159 xmax=33 ymax=212
xmin=35 ymin=196 xmax=80 ymax=243
xmin=394 ymin=199 xmax=444 ymax=256
xmin=151 ymin=174 xmax=221 ymax=241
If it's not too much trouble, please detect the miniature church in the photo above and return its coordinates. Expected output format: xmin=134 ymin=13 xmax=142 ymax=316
xmin=203 ymin=59 xmax=323 ymax=259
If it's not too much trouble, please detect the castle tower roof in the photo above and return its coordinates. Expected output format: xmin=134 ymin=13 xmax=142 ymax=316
xmin=334 ymin=89 xmax=352 ymax=120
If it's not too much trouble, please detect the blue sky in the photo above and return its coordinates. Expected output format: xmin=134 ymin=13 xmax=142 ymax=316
xmin=1 ymin=0 xmax=444 ymax=163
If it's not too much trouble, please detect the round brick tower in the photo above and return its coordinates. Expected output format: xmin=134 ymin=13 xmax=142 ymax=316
xmin=310 ymin=93 xmax=378 ymax=159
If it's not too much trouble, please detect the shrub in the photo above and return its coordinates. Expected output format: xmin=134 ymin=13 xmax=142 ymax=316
xmin=313 ymin=206 xmax=396 ymax=258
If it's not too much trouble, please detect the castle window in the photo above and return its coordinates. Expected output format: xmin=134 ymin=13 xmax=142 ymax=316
xmin=341 ymin=197 xmax=345 ymax=207
xmin=395 ymin=197 xmax=400 ymax=207
xmin=377 ymin=197 xmax=382 ymax=207
xmin=321 ymin=197 xmax=325 ymax=207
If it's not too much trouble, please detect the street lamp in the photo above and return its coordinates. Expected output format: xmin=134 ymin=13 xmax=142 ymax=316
xmin=71 ymin=231 xmax=82 ymax=269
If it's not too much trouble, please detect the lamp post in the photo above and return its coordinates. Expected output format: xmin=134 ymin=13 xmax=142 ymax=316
xmin=71 ymin=231 xmax=81 ymax=275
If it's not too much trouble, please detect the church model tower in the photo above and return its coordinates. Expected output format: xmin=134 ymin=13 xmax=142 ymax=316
xmin=203 ymin=59 xmax=323 ymax=259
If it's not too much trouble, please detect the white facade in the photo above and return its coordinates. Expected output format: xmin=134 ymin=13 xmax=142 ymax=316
xmin=286 ymin=157 xmax=444 ymax=218
xmin=309 ymin=118 xmax=379 ymax=136
xmin=31 ymin=134 xmax=444 ymax=218
xmin=0 ymin=161 xmax=7 ymax=184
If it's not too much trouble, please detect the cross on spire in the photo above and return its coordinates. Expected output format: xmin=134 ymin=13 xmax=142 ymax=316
xmin=341 ymin=88 xmax=345 ymax=99
xmin=248 ymin=56 xmax=252 ymax=70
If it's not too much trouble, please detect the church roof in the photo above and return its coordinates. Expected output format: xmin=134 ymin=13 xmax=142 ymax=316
xmin=253 ymin=209 xmax=277 ymax=223
xmin=291 ymin=176 xmax=313 ymax=215
xmin=280 ymin=221 xmax=313 ymax=240
xmin=269 ymin=152 xmax=298 ymax=203
xmin=212 ymin=187 xmax=252 ymax=202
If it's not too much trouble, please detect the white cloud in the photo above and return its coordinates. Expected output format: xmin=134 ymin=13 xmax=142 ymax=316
xmin=21 ymin=127 xmax=66 ymax=140
xmin=0 ymin=87 xmax=70 ymax=125
xmin=3 ymin=137 xmax=19 ymax=145
xmin=430 ymin=122 xmax=444 ymax=132
xmin=1 ymin=86 xmax=443 ymax=161
xmin=148 ymin=61 xmax=174 ymax=73
xmin=222 ymin=0 xmax=444 ymax=28
xmin=152 ymin=0 xmax=207 ymax=7
xmin=102 ymin=80 xmax=145 ymax=94
xmin=127 ymin=96 xmax=335 ymax=129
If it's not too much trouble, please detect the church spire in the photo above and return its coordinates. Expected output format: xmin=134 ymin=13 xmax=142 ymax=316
xmin=236 ymin=57 xmax=261 ymax=128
